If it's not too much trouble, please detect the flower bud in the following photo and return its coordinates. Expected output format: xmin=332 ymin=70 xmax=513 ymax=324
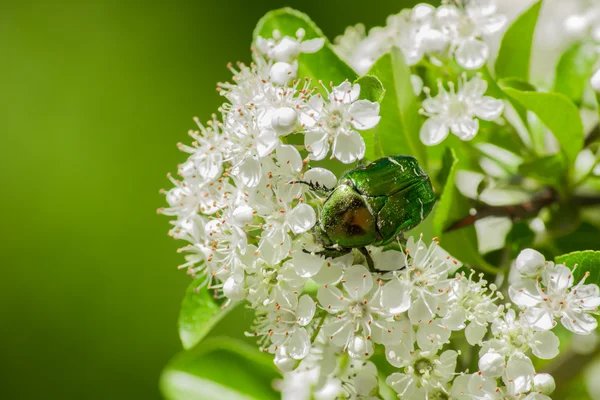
xmin=515 ymin=248 xmax=545 ymax=276
xmin=223 ymin=276 xmax=246 ymax=301
xmin=533 ymin=373 xmax=555 ymax=395
xmin=271 ymin=107 xmax=297 ymax=135
xmin=269 ymin=61 xmax=297 ymax=86
xmin=347 ymin=335 xmax=373 ymax=359
xmin=232 ymin=205 xmax=254 ymax=226
xmin=478 ymin=352 xmax=505 ymax=377
xmin=274 ymin=347 xmax=296 ymax=372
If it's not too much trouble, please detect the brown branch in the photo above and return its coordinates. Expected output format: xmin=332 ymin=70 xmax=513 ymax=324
xmin=585 ymin=123 xmax=600 ymax=148
xmin=444 ymin=188 xmax=557 ymax=233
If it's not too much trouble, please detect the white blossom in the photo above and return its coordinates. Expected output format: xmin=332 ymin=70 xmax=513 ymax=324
xmin=510 ymin=250 xmax=600 ymax=334
xmin=333 ymin=1 xmax=506 ymax=73
xmin=419 ymin=74 xmax=504 ymax=146
xmin=317 ymin=265 xmax=404 ymax=357
xmin=256 ymin=28 xmax=324 ymax=63
xmin=159 ymin=15 xmax=595 ymax=399
xmin=304 ymin=81 xmax=380 ymax=163
xmin=386 ymin=349 xmax=458 ymax=399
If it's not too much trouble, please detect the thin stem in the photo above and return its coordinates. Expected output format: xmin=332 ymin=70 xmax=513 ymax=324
xmin=584 ymin=123 xmax=600 ymax=148
xmin=444 ymin=188 xmax=557 ymax=233
xmin=572 ymin=149 xmax=600 ymax=189
xmin=309 ymin=311 xmax=327 ymax=344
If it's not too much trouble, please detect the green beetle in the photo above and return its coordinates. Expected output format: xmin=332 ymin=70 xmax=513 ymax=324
xmin=306 ymin=155 xmax=436 ymax=271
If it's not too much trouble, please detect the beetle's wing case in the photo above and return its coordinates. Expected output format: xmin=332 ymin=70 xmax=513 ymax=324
xmin=342 ymin=155 xmax=429 ymax=197
xmin=374 ymin=178 xmax=436 ymax=245
xmin=319 ymin=184 xmax=378 ymax=248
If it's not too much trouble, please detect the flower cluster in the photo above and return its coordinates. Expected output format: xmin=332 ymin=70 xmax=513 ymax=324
xmin=160 ymin=4 xmax=600 ymax=399
xmin=334 ymin=0 xmax=507 ymax=74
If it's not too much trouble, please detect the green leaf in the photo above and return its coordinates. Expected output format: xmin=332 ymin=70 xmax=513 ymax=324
xmin=161 ymin=337 xmax=280 ymax=400
xmin=506 ymin=221 xmax=535 ymax=257
xmin=362 ymin=47 xmax=427 ymax=165
xmin=495 ymin=1 xmax=542 ymax=80
xmin=554 ymin=40 xmax=599 ymax=105
xmin=354 ymin=74 xmax=385 ymax=103
xmin=499 ymin=79 xmax=584 ymax=165
xmin=556 ymin=250 xmax=600 ymax=287
xmin=518 ymin=154 xmax=567 ymax=190
xmin=179 ymin=279 xmax=236 ymax=350
xmin=554 ymin=222 xmax=600 ymax=254
xmin=253 ymin=8 xmax=357 ymax=85
xmin=433 ymin=148 xmax=495 ymax=273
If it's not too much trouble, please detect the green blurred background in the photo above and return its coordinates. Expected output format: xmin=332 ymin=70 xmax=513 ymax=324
xmin=0 ymin=0 xmax=427 ymax=398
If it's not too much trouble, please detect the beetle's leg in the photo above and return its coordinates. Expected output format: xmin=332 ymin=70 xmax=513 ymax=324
xmin=289 ymin=180 xmax=333 ymax=196
xmin=358 ymin=247 xmax=381 ymax=273
xmin=302 ymin=246 xmax=350 ymax=259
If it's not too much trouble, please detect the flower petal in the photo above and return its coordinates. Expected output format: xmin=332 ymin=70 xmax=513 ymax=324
xmin=287 ymin=328 xmax=310 ymax=359
xmin=474 ymin=96 xmax=504 ymax=121
xmin=299 ymin=38 xmax=325 ymax=53
xmin=349 ymin=100 xmax=381 ymax=130
xmin=386 ymin=372 xmax=417 ymax=398
xmin=454 ymin=38 xmax=489 ymax=70
xmin=287 ymin=203 xmax=316 ymax=234
xmin=465 ymin=322 xmax=487 ymax=345
xmin=296 ymin=294 xmax=316 ymax=326
xmin=303 ymin=167 xmax=337 ymax=190
xmin=289 ymin=251 xmax=324 ymax=278
xmin=304 ymin=130 xmax=330 ymax=160
xmin=561 ymin=309 xmax=598 ymax=334
xmin=381 ymin=279 xmax=411 ymax=314
xmin=523 ymin=307 xmax=555 ymax=331
xmin=450 ymin=116 xmax=479 ymax=141
xmin=234 ymin=156 xmax=262 ymax=187
xmin=509 ymin=278 xmax=541 ymax=308
xmin=342 ymin=264 xmax=373 ymax=299
xmin=317 ymin=285 xmax=347 ymax=312
xmin=531 ymin=330 xmax=560 ymax=359
xmin=420 ymin=118 xmax=449 ymax=146
xmin=276 ymin=144 xmax=303 ymax=173
xmin=256 ymin=127 xmax=279 ymax=157
xmin=416 ymin=321 xmax=451 ymax=352
xmin=478 ymin=352 xmax=505 ymax=377
xmin=332 ymin=130 xmax=366 ymax=163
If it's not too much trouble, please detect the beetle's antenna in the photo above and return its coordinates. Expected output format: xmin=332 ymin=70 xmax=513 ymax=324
xmin=289 ymin=180 xmax=332 ymax=195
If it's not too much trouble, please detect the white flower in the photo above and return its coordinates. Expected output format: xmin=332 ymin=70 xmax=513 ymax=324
xmin=441 ymin=271 xmax=500 ymax=345
xmin=483 ymin=309 xmax=560 ymax=360
xmin=380 ymin=237 xmax=456 ymax=324
xmin=252 ymin=294 xmax=316 ymax=362
xmin=387 ymin=5 xmax=448 ymax=66
xmin=420 ymin=75 xmax=504 ymax=146
xmin=256 ymin=28 xmax=325 ymax=63
xmin=177 ymin=115 xmax=227 ymax=182
xmin=509 ymin=262 xmax=600 ymax=334
xmin=304 ymin=81 xmax=380 ymax=163
xmin=440 ymin=0 xmax=507 ymax=69
xmin=225 ymin=116 xmax=280 ymax=187
xmin=386 ymin=349 xmax=458 ymax=399
xmin=317 ymin=265 xmax=404 ymax=356
xmin=332 ymin=1 xmax=505 ymax=73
